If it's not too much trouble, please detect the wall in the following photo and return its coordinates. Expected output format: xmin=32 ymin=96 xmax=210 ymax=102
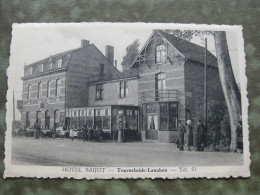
xmin=88 ymin=78 xmax=138 ymax=107
xmin=184 ymin=60 xmax=225 ymax=125
xmin=21 ymin=70 xmax=66 ymax=128
xmin=135 ymin=38 xmax=186 ymax=126
xmin=66 ymin=45 xmax=120 ymax=108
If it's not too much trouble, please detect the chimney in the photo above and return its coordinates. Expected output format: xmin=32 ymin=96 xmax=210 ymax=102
xmin=105 ymin=45 xmax=114 ymax=65
xmin=81 ymin=40 xmax=90 ymax=48
xmin=114 ymin=60 xmax=117 ymax=68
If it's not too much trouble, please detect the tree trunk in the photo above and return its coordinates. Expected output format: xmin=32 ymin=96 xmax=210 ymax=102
xmin=214 ymin=31 xmax=241 ymax=151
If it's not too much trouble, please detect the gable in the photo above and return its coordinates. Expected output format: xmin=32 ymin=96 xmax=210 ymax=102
xmin=131 ymin=31 xmax=184 ymax=69
xmin=131 ymin=30 xmax=217 ymax=68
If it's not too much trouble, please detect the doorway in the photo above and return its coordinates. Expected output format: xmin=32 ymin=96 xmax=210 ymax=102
xmin=45 ymin=110 xmax=50 ymax=129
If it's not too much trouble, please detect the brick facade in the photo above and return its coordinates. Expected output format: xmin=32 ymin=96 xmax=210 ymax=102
xmin=88 ymin=78 xmax=138 ymax=107
xmin=129 ymin=30 xmax=224 ymax=143
xmin=21 ymin=40 xmax=119 ymax=130
xmin=20 ymin=31 xmax=225 ymax=144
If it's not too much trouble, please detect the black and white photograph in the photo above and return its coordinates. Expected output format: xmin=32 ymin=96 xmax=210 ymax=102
xmin=4 ymin=23 xmax=249 ymax=179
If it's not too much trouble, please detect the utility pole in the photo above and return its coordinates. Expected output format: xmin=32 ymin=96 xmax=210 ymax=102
xmin=204 ymin=38 xmax=207 ymax=127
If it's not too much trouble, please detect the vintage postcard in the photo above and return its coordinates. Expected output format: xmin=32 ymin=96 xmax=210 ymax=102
xmin=4 ymin=23 xmax=250 ymax=179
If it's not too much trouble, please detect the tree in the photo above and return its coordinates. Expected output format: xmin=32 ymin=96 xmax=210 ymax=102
xmin=163 ymin=29 xmax=241 ymax=151
xmin=207 ymin=100 xmax=231 ymax=149
xmin=121 ymin=39 xmax=140 ymax=71
xmin=214 ymin=31 xmax=241 ymax=151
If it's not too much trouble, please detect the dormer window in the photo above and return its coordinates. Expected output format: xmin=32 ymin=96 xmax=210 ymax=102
xmin=29 ymin=67 xmax=33 ymax=75
xmin=156 ymin=44 xmax=166 ymax=63
xmin=57 ymin=59 xmax=62 ymax=68
xmin=49 ymin=57 xmax=53 ymax=69
xmin=40 ymin=64 xmax=43 ymax=72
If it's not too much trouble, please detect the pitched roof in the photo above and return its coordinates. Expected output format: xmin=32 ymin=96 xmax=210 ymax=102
xmin=24 ymin=47 xmax=80 ymax=69
xmin=157 ymin=30 xmax=217 ymax=66
xmin=131 ymin=30 xmax=217 ymax=68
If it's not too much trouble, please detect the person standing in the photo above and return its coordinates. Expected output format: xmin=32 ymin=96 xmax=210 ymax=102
xmin=69 ymin=126 xmax=74 ymax=141
xmin=177 ymin=120 xmax=185 ymax=151
xmin=186 ymin=120 xmax=193 ymax=151
xmin=196 ymin=120 xmax=207 ymax=151
xmin=88 ymin=126 xmax=94 ymax=142
xmin=236 ymin=121 xmax=243 ymax=153
xmin=83 ymin=124 xmax=88 ymax=142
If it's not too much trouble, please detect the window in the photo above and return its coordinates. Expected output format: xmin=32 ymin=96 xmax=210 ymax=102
xmin=26 ymin=112 xmax=30 ymax=127
xmin=155 ymin=73 xmax=166 ymax=101
xmin=49 ymin=58 xmax=53 ymax=69
xmin=156 ymin=44 xmax=166 ymax=63
xmin=47 ymin=80 xmax=50 ymax=97
xmin=88 ymin=110 xmax=92 ymax=116
xmin=29 ymin=67 xmax=33 ymax=75
xmin=36 ymin=111 xmax=41 ymax=126
xmin=57 ymin=59 xmax=62 ymax=68
xmin=104 ymin=109 xmax=110 ymax=116
xmin=96 ymin=84 xmax=103 ymax=100
xmin=160 ymin=102 xmax=168 ymax=130
xmin=120 ymin=81 xmax=128 ymax=98
xmin=72 ymin=110 xmax=77 ymax=117
xmin=96 ymin=109 xmax=102 ymax=116
xmin=157 ymin=73 xmax=166 ymax=90
xmin=80 ymin=110 xmax=84 ymax=116
xmin=169 ymin=103 xmax=178 ymax=131
xmin=27 ymin=84 xmax=31 ymax=100
xmin=40 ymin=64 xmax=43 ymax=72
xmin=55 ymin=79 xmax=61 ymax=97
xmin=38 ymin=82 xmax=42 ymax=99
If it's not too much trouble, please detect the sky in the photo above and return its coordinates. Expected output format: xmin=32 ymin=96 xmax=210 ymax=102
xmin=7 ymin=23 xmax=243 ymax=120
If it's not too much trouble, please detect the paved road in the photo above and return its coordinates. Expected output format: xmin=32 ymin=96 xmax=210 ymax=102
xmin=11 ymin=137 xmax=243 ymax=167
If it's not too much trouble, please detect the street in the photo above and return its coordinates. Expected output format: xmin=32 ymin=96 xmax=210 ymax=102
xmin=11 ymin=137 xmax=243 ymax=167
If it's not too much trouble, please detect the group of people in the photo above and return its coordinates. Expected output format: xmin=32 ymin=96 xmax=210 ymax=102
xmin=69 ymin=124 xmax=104 ymax=142
xmin=31 ymin=121 xmax=105 ymax=142
xmin=176 ymin=119 xmax=207 ymax=152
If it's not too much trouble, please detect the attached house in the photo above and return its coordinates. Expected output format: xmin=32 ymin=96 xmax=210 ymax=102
xmin=21 ymin=30 xmax=225 ymax=143
xmin=21 ymin=40 xmax=119 ymax=129
xmin=130 ymin=30 xmax=224 ymax=142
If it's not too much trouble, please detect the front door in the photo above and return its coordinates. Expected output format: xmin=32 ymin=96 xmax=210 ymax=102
xmin=26 ymin=112 xmax=30 ymax=128
xmin=144 ymin=103 xmax=159 ymax=140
